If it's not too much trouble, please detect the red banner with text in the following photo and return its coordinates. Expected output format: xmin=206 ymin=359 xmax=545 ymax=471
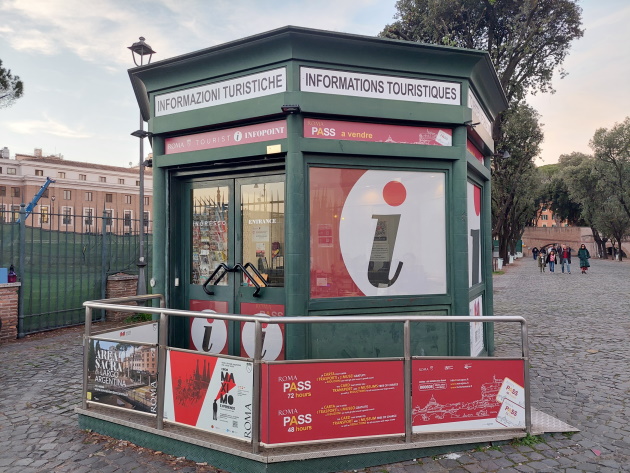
xmin=412 ymin=359 xmax=525 ymax=432
xmin=261 ymin=361 xmax=405 ymax=444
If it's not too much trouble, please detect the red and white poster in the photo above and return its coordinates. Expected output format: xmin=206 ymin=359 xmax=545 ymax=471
xmin=261 ymin=361 xmax=405 ymax=445
xmin=304 ymin=118 xmax=452 ymax=146
xmin=309 ymin=168 xmax=446 ymax=298
xmin=467 ymin=140 xmax=484 ymax=163
xmin=239 ymin=302 xmax=285 ymax=361
xmin=189 ymin=300 xmax=229 ymax=355
xmin=469 ymin=295 xmax=484 ymax=356
xmin=468 ymin=182 xmax=482 ymax=287
xmin=165 ymin=120 xmax=287 ymax=155
xmin=163 ymin=351 xmax=254 ymax=440
xmin=412 ymin=359 xmax=525 ymax=432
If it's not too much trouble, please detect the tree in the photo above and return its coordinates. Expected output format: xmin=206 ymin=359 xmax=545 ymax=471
xmin=559 ymin=152 xmax=611 ymax=258
xmin=538 ymin=163 xmax=584 ymax=226
xmin=0 ymin=60 xmax=24 ymax=109
xmin=380 ymin=0 xmax=584 ymax=259
xmin=491 ymin=103 xmax=543 ymax=259
xmin=380 ymin=0 xmax=584 ymax=107
xmin=590 ymin=117 xmax=630 ymax=220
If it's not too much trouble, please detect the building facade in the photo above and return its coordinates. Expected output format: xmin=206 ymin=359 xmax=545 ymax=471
xmin=0 ymin=149 xmax=152 ymax=233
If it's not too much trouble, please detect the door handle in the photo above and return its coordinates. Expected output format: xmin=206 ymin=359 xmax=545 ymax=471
xmin=202 ymin=262 xmax=269 ymax=297
xmin=202 ymin=263 xmax=233 ymax=295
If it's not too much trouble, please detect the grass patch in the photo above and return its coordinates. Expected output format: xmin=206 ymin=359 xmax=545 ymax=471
xmin=492 ymin=270 xmax=505 ymax=275
xmin=511 ymin=434 xmax=544 ymax=447
xmin=124 ymin=313 xmax=153 ymax=324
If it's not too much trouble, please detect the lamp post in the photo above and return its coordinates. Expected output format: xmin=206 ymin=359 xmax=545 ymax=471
xmin=128 ymin=36 xmax=155 ymax=296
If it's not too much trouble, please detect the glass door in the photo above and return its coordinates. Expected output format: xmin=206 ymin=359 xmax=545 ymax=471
xmin=184 ymin=175 xmax=285 ymax=359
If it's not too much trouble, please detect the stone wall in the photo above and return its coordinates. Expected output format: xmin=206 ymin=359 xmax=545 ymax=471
xmin=105 ymin=273 xmax=139 ymax=322
xmin=0 ymin=283 xmax=20 ymax=342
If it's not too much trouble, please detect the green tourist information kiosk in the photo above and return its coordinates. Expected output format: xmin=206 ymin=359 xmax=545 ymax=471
xmin=76 ymin=25 xmax=531 ymax=472
xmin=129 ymin=26 xmax=506 ymax=362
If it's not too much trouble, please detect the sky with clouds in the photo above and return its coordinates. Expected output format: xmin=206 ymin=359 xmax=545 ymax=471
xmin=1 ymin=0 xmax=628 ymax=168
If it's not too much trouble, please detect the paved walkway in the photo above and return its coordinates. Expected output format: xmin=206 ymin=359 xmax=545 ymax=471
xmin=1 ymin=257 xmax=629 ymax=472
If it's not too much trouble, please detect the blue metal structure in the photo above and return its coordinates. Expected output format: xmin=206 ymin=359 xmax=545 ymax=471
xmin=16 ymin=177 xmax=55 ymax=223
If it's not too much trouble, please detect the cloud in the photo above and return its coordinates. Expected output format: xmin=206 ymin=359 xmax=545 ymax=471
xmin=8 ymin=116 xmax=93 ymax=139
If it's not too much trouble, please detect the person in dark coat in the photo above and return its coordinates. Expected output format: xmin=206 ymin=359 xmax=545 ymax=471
xmin=532 ymin=247 xmax=539 ymax=260
xmin=577 ymin=244 xmax=591 ymax=274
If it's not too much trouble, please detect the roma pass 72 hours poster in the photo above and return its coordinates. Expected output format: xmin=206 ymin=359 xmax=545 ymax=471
xmin=86 ymin=339 xmax=158 ymax=413
xmin=163 ymin=351 xmax=254 ymax=440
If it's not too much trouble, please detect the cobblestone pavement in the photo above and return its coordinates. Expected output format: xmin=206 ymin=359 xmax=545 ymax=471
xmin=1 ymin=257 xmax=629 ymax=472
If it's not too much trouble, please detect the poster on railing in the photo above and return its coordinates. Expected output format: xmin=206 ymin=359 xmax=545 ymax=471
xmin=412 ymin=359 xmax=525 ymax=432
xmin=94 ymin=322 xmax=159 ymax=344
xmin=86 ymin=340 xmax=158 ymax=414
xmin=163 ymin=351 xmax=254 ymax=440
xmin=261 ymin=361 xmax=405 ymax=445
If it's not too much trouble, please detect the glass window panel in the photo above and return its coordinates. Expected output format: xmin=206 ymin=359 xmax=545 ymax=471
xmin=192 ymin=186 xmax=229 ymax=286
xmin=241 ymin=181 xmax=285 ymax=287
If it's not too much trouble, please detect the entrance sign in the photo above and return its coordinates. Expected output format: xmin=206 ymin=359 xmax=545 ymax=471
xmin=301 ymin=67 xmax=460 ymax=106
xmin=412 ymin=359 xmax=525 ymax=432
xmin=95 ymin=322 xmax=158 ymax=344
xmin=86 ymin=340 xmax=158 ymax=414
xmin=261 ymin=361 xmax=405 ymax=445
xmin=165 ymin=120 xmax=287 ymax=155
xmin=310 ymin=168 xmax=446 ymax=298
xmin=304 ymin=118 xmax=452 ymax=146
xmin=156 ymin=68 xmax=286 ymax=117
xmin=164 ymin=351 xmax=254 ymax=440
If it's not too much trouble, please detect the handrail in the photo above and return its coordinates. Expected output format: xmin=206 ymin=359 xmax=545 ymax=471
xmin=81 ymin=296 xmax=531 ymax=453
xmin=201 ymin=263 xmax=269 ymax=297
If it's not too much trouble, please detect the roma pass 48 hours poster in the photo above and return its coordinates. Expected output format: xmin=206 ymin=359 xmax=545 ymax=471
xmin=163 ymin=351 xmax=254 ymax=440
xmin=86 ymin=340 xmax=158 ymax=413
xmin=412 ymin=359 xmax=526 ymax=432
xmin=261 ymin=361 xmax=405 ymax=445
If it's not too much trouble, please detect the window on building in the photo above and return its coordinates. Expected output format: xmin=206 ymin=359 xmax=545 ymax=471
xmin=11 ymin=187 xmax=20 ymax=198
xmin=124 ymin=210 xmax=132 ymax=227
xmin=79 ymin=174 xmax=87 ymax=181
xmin=99 ymin=176 xmax=106 ymax=183
xmin=58 ymin=171 xmax=66 ymax=178
xmin=40 ymin=205 xmax=50 ymax=224
xmin=62 ymin=206 xmax=73 ymax=225
xmin=0 ymin=204 xmax=6 ymax=223
xmin=85 ymin=192 xmax=93 ymax=202
xmin=84 ymin=208 xmax=94 ymax=225
xmin=11 ymin=205 xmax=20 ymax=222
xmin=0 ymin=186 xmax=5 ymax=196
xmin=35 ymin=169 xmax=44 ymax=176
xmin=7 ymin=167 xmax=16 ymax=175
xmin=136 ymin=180 xmax=140 ymax=186
xmin=144 ymin=196 xmax=150 ymax=206
xmin=0 ymin=167 xmax=3 ymax=174
xmin=540 ymin=215 xmax=548 ymax=221
xmin=105 ymin=193 xmax=113 ymax=203
xmin=63 ymin=190 xmax=71 ymax=200
xmin=124 ymin=195 xmax=132 ymax=204
xmin=104 ymin=210 xmax=113 ymax=227
xmin=118 ymin=178 xmax=125 ymax=184
xmin=144 ymin=211 xmax=150 ymax=228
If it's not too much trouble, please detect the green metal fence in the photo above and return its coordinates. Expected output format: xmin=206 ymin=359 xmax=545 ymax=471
xmin=0 ymin=205 xmax=152 ymax=336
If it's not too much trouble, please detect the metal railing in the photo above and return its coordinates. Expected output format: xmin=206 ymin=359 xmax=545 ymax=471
xmin=81 ymin=296 xmax=531 ymax=454
xmin=0 ymin=206 xmax=152 ymax=335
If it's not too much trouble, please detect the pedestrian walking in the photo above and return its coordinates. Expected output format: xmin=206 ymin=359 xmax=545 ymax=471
xmin=532 ymin=247 xmax=539 ymax=260
xmin=577 ymin=244 xmax=591 ymax=274
xmin=559 ymin=244 xmax=572 ymax=274
xmin=546 ymin=249 xmax=557 ymax=273
xmin=537 ymin=251 xmax=546 ymax=272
